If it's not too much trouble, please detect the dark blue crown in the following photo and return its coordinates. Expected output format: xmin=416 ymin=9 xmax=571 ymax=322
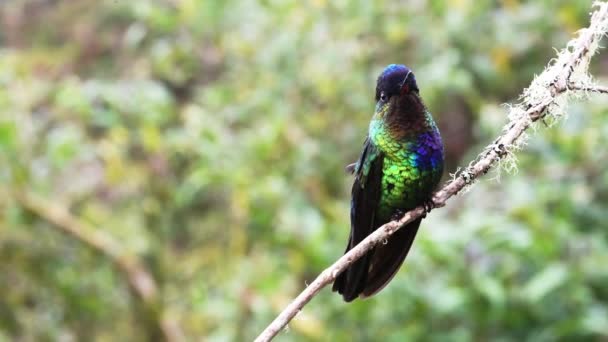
xmin=376 ymin=64 xmax=418 ymax=100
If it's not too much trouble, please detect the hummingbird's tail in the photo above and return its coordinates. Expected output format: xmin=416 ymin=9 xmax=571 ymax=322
xmin=332 ymin=218 xmax=422 ymax=301
xmin=332 ymin=233 xmax=372 ymax=302
xmin=361 ymin=217 xmax=422 ymax=297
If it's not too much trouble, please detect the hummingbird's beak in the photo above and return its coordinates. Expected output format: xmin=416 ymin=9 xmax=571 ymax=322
xmin=400 ymin=70 xmax=413 ymax=94
xmin=400 ymin=70 xmax=412 ymax=88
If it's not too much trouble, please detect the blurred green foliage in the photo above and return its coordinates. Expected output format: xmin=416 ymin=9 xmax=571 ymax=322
xmin=1 ymin=0 xmax=608 ymax=341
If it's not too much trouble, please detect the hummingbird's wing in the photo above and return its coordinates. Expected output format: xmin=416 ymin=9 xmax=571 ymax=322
xmin=345 ymin=162 xmax=357 ymax=174
xmin=332 ymin=137 xmax=384 ymax=301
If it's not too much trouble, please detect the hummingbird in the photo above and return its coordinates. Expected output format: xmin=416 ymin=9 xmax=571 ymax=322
xmin=332 ymin=64 xmax=444 ymax=302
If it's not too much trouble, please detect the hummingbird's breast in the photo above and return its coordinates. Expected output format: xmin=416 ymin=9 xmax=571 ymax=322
xmin=370 ymin=115 xmax=444 ymax=219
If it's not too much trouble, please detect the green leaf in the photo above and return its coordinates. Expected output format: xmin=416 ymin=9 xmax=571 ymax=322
xmin=522 ymin=264 xmax=568 ymax=302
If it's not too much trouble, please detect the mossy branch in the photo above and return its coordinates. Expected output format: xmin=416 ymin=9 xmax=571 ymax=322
xmin=255 ymin=2 xmax=608 ymax=341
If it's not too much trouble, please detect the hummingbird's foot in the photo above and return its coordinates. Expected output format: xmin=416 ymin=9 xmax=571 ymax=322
xmin=391 ymin=209 xmax=406 ymax=221
xmin=421 ymin=198 xmax=435 ymax=218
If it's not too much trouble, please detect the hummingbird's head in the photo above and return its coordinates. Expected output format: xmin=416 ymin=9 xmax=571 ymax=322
xmin=371 ymin=64 xmax=426 ymax=138
xmin=373 ymin=64 xmax=423 ymax=121
xmin=375 ymin=64 xmax=419 ymax=105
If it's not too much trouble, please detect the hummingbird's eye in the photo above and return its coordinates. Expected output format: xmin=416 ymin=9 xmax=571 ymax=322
xmin=380 ymin=91 xmax=388 ymax=102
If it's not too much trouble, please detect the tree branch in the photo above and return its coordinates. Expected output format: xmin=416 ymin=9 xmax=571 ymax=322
xmin=255 ymin=2 xmax=608 ymax=341
xmin=14 ymin=190 xmax=184 ymax=342
xmin=568 ymin=83 xmax=608 ymax=94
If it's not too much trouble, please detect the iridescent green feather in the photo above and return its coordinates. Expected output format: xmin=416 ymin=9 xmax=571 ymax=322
xmin=369 ymin=108 xmax=443 ymax=218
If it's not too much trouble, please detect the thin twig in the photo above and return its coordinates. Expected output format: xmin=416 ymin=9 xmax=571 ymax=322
xmin=14 ymin=190 xmax=184 ymax=342
xmin=255 ymin=2 xmax=608 ymax=341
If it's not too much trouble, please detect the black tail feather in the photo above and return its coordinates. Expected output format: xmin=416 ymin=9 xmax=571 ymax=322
xmin=332 ymin=247 xmax=371 ymax=302
xmin=362 ymin=218 xmax=421 ymax=297
xmin=332 ymin=218 xmax=422 ymax=301
xmin=332 ymin=223 xmax=373 ymax=301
